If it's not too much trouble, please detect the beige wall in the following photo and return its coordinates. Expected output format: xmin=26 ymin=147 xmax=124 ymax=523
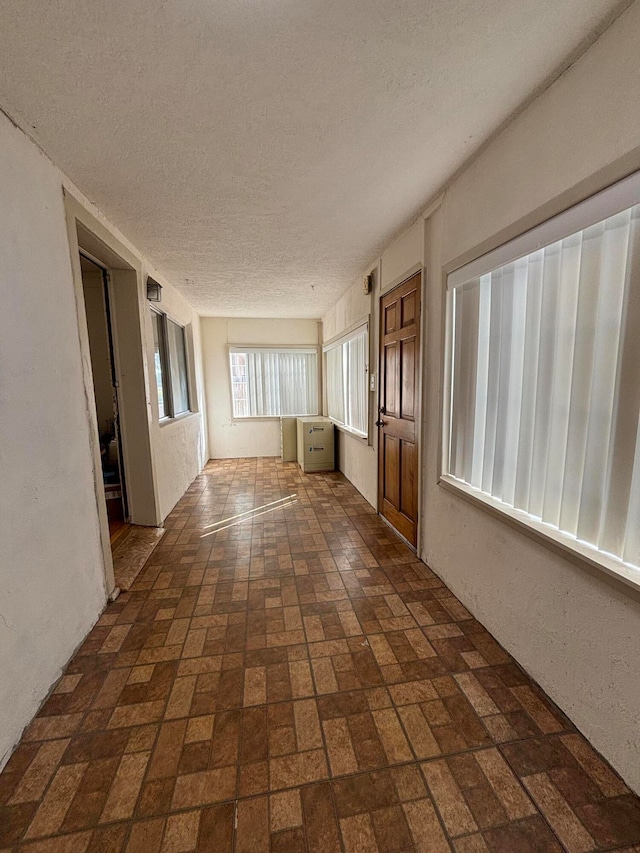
xmin=329 ymin=0 xmax=640 ymax=792
xmin=202 ymin=317 xmax=320 ymax=459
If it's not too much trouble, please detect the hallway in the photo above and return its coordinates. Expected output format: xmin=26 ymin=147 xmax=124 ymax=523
xmin=1 ymin=458 xmax=639 ymax=852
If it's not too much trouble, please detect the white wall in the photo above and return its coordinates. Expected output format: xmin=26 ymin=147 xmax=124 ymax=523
xmin=0 ymin=113 xmax=108 ymax=768
xmin=203 ymin=317 xmax=320 ymax=459
xmin=423 ymin=1 xmax=640 ymax=793
xmin=334 ymin=1 xmax=640 ymax=792
xmin=0 ymin=112 xmax=208 ymax=770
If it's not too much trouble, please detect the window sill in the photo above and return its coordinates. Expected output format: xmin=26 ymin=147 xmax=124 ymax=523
xmin=231 ymin=414 xmax=320 ymax=422
xmin=439 ymin=474 xmax=640 ymax=597
xmin=159 ymin=411 xmax=198 ymax=428
xmin=331 ymin=421 xmax=369 ymax=443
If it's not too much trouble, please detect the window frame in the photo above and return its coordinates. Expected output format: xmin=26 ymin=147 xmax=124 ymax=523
xmin=227 ymin=345 xmax=320 ymax=420
xmin=441 ymin=169 xmax=640 ymax=592
xmin=166 ymin=316 xmax=191 ymax=416
xmin=323 ymin=321 xmax=370 ymax=441
xmin=150 ymin=306 xmax=192 ymax=421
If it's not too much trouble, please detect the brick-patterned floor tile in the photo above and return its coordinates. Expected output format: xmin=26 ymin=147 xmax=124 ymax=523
xmin=0 ymin=458 xmax=638 ymax=851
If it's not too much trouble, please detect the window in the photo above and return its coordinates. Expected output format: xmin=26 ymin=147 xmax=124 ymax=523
xmin=151 ymin=310 xmax=169 ymax=419
xmin=324 ymin=324 xmax=368 ymax=437
xmin=229 ymin=348 xmax=318 ymax=417
xmin=444 ymin=171 xmax=640 ymax=581
xmin=151 ymin=309 xmax=191 ymax=419
xmin=167 ymin=319 xmax=190 ymax=415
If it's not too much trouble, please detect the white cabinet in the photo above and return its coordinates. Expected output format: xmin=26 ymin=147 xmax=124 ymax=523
xmin=296 ymin=417 xmax=335 ymax=472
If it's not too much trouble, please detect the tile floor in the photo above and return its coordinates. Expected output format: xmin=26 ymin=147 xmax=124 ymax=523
xmin=1 ymin=458 xmax=639 ymax=852
xmin=113 ymin=526 xmax=165 ymax=591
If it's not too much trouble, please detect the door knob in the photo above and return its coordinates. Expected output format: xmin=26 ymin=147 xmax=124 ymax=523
xmin=375 ymin=419 xmax=386 ymax=427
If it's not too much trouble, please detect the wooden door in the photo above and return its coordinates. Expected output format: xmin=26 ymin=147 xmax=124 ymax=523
xmin=378 ymin=272 xmax=421 ymax=547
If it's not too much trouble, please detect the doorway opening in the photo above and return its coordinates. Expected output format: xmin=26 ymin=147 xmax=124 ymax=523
xmin=79 ymin=253 xmax=129 ymax=544
xmin=75 ymin=236 xmax=165 ymax=591
xmin=66 ymin=200 xmax=164 ymax=594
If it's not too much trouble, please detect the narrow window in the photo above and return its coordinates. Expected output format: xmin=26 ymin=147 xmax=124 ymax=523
xmin=167 ymin=319 xmax=190 ymax=415
xmin=151 ymin=309 xmax=170 ymax=419
xmin=151 ymin=310 xmax=192 ymax=419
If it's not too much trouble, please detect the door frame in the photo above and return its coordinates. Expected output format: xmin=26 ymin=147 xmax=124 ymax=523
xmin=377 ymin=265 xmax=425 ymax=556
xmin=64 ymin=191 xmax=162 ymax=597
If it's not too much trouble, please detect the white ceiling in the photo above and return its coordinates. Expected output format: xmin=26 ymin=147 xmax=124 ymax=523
xmin=0 ymin=0 xmax=629 ymax=318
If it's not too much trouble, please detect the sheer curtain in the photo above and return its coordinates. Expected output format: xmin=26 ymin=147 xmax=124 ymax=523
xmin=346 ymin=333 xmax=367 ymax=435
xmin=230 ymin=349 xmax=318 ymax=417
xmin=447 ymin=200 xmax=640 ymax=571
xmin=326 ymin=346 xmax=344 ymax=424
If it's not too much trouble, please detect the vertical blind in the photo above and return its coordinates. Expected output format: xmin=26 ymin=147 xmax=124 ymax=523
xmin=230 ymin=348 xmax=318 ymax=417
xmin=324 ymin=325 xmax=368 ymax=436
xmin=446 ymin=189 xmax=640 ymax=573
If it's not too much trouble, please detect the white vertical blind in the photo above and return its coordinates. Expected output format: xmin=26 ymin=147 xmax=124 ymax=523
xmin=346 ymin=333 xmax=367 ymax=435
xmin=446 ymin=197 xmax=640 ymax=575
xmin=324 ymin=325 xmax=368 ymax=436
xmin=229 ymin=349 xmax=318 ymax=417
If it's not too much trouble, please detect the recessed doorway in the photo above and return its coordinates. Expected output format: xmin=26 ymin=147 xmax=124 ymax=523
xmin=67 ymin=200 xmax=165 ymax=595
xmin=79 ymin=253 xmax=129 ymax=540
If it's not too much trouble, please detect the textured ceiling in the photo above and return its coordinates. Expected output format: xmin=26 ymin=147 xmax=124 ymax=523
xmin=0 ymin=0 xmax=628 ymax=318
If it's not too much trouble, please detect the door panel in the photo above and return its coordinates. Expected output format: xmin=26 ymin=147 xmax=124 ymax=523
xmin=384 ymin=434 xmax=399 ymax=508
xmin=384 ymin=303 xmax=397 ymax=335
xmin=384 ymin=343 xmax=398 ymax=418
xmin=400 ymin=337 xmax=416 ymax=420
xmin=399 ymin=440 xmax=417 ymax=520
xmin=378 ymin=272 xmax=421 ymax=547
xmin=401 ymin=291 xmax=416 ymax=327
